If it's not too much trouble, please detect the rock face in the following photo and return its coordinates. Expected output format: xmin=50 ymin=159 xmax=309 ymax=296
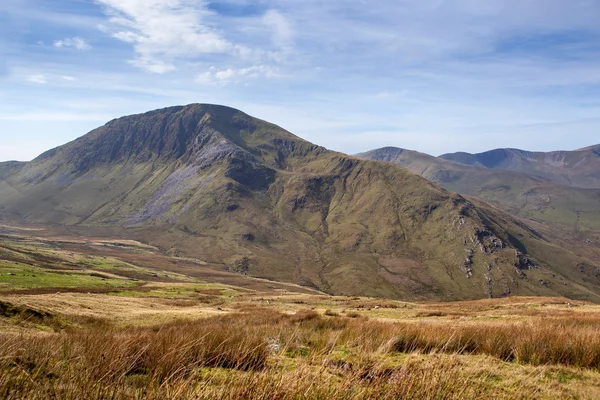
xmin=1 ymin=104 xmax=600 ymax=301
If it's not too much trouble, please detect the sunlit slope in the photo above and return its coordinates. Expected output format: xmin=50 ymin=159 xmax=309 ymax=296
xmin=359 ymin=147 xmax=600 ymax=233
xmin=1 ymin=105 xmax=599 ymax=301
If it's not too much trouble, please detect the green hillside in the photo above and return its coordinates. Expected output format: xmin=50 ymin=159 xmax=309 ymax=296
xmin=1 ymin=105 xmax=599 ymax=301
xmin=358 ymin=147 xmax=600 ymax=236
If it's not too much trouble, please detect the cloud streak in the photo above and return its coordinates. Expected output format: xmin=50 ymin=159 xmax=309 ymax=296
xmin=195 ymin=65 xmax=281 ymax=85
xmin=27 ymin=74 xmax=47 ymax=84
xmin=53 ymin=37 xmax=92 ymax=50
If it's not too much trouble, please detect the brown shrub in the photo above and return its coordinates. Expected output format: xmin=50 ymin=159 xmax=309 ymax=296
xmin=389 ymin=320 xmax=600 ymax=368
xmin=324 ymin=309 xmax=339 ymax=317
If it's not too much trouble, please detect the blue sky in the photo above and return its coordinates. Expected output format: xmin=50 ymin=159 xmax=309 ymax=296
xmin=1 ymin=0 xmax=600 ymax=161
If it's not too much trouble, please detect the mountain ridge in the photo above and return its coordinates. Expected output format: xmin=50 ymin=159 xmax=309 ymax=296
xmin=1 ymin=104 xmax=599 ymax=301
xmin=358 ymin=146 xmax=600 ymax=232
xmin=440 ymin=146 xmax=600 ymax=189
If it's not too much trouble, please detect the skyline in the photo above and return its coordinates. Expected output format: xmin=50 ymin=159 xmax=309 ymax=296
xmin=2 ymin=0 xmax=600 ymax=161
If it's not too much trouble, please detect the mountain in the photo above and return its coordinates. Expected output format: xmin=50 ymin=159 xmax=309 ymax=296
xmin=1 ymin=104 xmax=599 ymax=301
xmin=578 ymin=144 xmax=600 ymax=152
xmin=440 ymin=146 xmax=600 ymax=189
xmin=0 ymin=161 xmax=26 ymax=202
xmin=358 ymin=147 xmax=600 ymax=235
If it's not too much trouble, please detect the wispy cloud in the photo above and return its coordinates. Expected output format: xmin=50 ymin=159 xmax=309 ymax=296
xmin=95 ymin=0 xmax=236 ymax=73
xmin=27 ymin=74 xmax=47 ymax=84
xmin=196 ymin=65 xmax=281 ymax=85
xmin=262 ymin=10 xmax=293 ymax=48
xmin=53 ymin=37 xmax=92 ymax=50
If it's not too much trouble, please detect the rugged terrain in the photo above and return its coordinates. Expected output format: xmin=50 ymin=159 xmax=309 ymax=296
xmin=358 ymin=147 xmax=600 ymax=238
xmin=1 ymin=104 xmax=599 ymax=301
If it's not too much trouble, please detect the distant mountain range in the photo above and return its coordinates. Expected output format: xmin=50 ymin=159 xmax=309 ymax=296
xmin=358 ymin=147 xmax=600 ymax=235
xmin=1 ymin=104 xmax=599 ymax=301
xmin=440 ymin=146 xmax=600 ymax=189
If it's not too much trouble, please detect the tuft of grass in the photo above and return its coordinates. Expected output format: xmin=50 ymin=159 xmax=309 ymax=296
xmin=346 ymin=311 xmax=362 ymax=318
xmin=0 ymin=300 xmax=52 ymax=323
xmin=2 ymin=307 xmax=600 ymax=398
xmin=388 ymin=320 xmax=600 ymax=368
xmin=0 ymin=310 xmax=524 ymax=399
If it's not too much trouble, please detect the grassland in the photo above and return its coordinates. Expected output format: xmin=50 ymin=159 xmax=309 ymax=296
xmin=2 ymin=225 xmax=600 ymax=399
xmin=2 ymin=292 xmax=600 ymax=399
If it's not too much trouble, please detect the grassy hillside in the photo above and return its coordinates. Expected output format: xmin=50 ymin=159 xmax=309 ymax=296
xmin=1 ymin=105 xmax=599 ymax=301
xmin=359 ymin=147 xmax=600 ymax=234
xmin=5 ymin=300 xmax=600 ymax=399
xmin=0 ymin=162 xmax=25 ymax=204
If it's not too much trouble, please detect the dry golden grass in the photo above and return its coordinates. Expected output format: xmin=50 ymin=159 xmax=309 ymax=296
xmin=389 ymin=319 xmax=600 ymax=368
xmin=0 ymin=311 xmax=497 ymax=399
xmin=0 ymin=305 xmax=600 ymax=399
xmin=0 ymin=292 xmax=229 ymax=327
xmin=2 ymin=272 xmax=600 ymax=400
xmin=3 ymin=223 xmax=600 ymax=398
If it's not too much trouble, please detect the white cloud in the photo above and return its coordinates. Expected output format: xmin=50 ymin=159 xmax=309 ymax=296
xmin=128 ymin=58 xmax=176 ymax=74
xmin=196 ymin=65 xmax=280 ymax=85
xmin=96 ymin=0 xmax=235 ymax=73
xmin=27 ymin=74 xmax=47 ymax=84
xmin=53 ymin=37 xmax=92 ymax=50
xmin=25 ymin=74 xmax=78 ymax=85
xmin=262 ymin=10 xmax=293 ymax=48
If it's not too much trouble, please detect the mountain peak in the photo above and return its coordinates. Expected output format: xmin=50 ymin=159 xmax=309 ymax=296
xmin=357 ymin=147 xmax=407 ymax=158
xmin=31 ymin=104 xmax=324 ymax=178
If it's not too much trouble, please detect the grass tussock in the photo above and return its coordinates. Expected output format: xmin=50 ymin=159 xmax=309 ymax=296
xmin=0 ymin=308 xmax=599 ymax=398
xmin=389 ymin=320 xmax=600 ymax=368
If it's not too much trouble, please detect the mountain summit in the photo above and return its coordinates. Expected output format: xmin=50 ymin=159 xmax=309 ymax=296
xmin=1 ymin=105 xmax=599 ymax=301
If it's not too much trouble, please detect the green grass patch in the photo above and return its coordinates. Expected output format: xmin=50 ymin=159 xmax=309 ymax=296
xmin=75 ymin=254 xmax=196 ymax=282
xmin=109 ymin=283 xmax=242 ymax=299
xmin=0 ymin=261 xmax=137 ymax=291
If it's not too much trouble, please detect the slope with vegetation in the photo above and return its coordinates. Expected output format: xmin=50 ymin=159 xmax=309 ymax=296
xmin=0 ymin=105 xmax=599 ymax=301
xmin=1 ymin=211 xmax=600 ymax=398
xmin=358 ymin=147 xmax=600 ymax=235
xmin=2 ymin=256 xmax=600 ymax=399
